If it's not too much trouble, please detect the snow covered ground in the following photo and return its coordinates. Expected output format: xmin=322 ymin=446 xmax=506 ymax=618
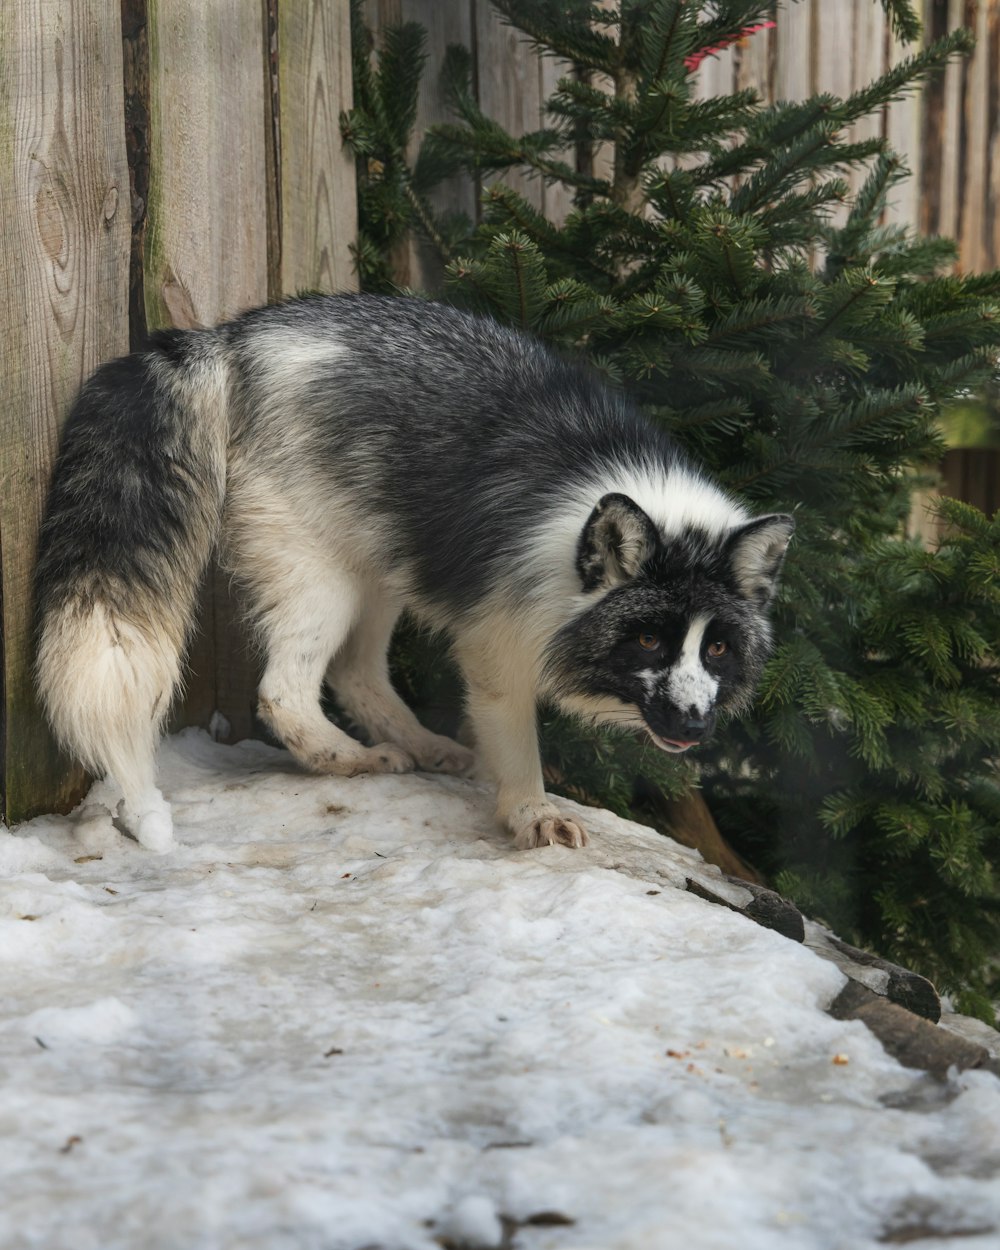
xmin=2 ymin=729 xmax=999 ymax=1250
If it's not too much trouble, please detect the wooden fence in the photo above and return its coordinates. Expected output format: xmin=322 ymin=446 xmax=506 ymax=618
xmin=2 ymin=0 xmax=999 ymax=825
xmin=1 ymin=0 xmax=356 ymax=823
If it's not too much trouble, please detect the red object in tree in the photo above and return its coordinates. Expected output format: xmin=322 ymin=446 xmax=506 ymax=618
xmin=684 ymin=21 xmax=776 ymax=72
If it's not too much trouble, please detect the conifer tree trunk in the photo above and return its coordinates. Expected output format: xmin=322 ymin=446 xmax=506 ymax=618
xmin=612 ymin=66 xmax=645 ymax=215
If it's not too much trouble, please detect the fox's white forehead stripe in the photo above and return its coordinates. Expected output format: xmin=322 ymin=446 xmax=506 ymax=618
xmin=667 ymin=614 xmax=718 ymax=717
xmin=608 ymin=463 xmax=748 ymax=541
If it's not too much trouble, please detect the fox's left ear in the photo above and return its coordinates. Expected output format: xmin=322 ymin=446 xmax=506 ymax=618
xmin=725 ymin=514 xmax=795 ymax=604
xmin=577 ymin=493 xmax=659 ymax=590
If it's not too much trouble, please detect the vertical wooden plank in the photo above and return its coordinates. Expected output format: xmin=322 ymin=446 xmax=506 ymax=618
xmin=363 ymin=0 xmax=475 ymax=287
xmin=851 ymin=0 xmax=891 ymax=220
xmin=935 ymin=0 xmax=966 ymax=241
xmin=402 ymin=0 xmax=475 ymax=214
xmin=852 ymin=0 xmax=886 ymax=140
xmin=145 ymin=0 xmax=269 ymax=742
xmin=918 ymin=0 xmax=951 ymax=238
xmin=816 ymin=0 xmax=857 ymax=228
xmin=691 ymin=43 xmax=737 ymax=103
xmin=813 ymin=0 xmax=889 ymax=228
xmin=589 ymin=0 xmax=617 ymax=190
xmin=958 ymin=1 xmax=989 ymax=270
xmin=263 ymin=0 xmax=282 ymax=303
xmin=279 ymin=0 xmax=357 ymax=296
xmin=145 ymin=0 xmax=268 ymax=328
xmin=474 ymin=0 xmax=546 ymax=211
xmin=943 ymin=449 xmax=1000 ymax=514
xmin=405 ymin=0 xmax=476 ymax=280
xmin=988 ymin=0 xmax=1000 ymax=269
xmin=390 ymin=0 xmax=477 ymax=286
xmin=734 ymin=17 xmax=775 ymax=102
xmin=364 ymin=0 xmax=400 ymax=30
xmin=0 ymin=0 xmax=130 ymax=822
xmin=539 ymin=50 xmax=575 ymax=225
xmin=687 ymin=44 xmax=736 ymax=192
xmin=773 ymin=0 xmax=814 ymax=101
xmin=121 ymin=0 xmax=152 ymax=349
xmin=729 ymin=21 xmax=776 ymax=199
xmin=815 ymin=1 xmax=855 ymax=102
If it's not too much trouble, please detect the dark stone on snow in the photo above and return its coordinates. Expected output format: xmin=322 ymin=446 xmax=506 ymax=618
xmin=825 ymin=934 xmax=941 ymax=1023
xmin=684 ymin=874 xmax=806 ymax=942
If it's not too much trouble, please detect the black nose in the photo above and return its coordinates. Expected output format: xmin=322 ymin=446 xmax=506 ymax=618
xmin=682 ymin=716 xmax=709 ymax=739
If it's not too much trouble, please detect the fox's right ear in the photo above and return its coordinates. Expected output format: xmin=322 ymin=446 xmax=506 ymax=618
xmin=577 ymin=493 xmax=659 ymax=591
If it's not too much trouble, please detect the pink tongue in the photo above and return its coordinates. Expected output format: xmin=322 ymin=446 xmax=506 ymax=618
xmin=666 ymin=739 xmax=698 ymax=749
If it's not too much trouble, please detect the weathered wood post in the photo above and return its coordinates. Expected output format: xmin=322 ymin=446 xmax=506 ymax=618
xmin=0 ymin=0 xmax=131 ymax=824
xmin=1 ymin=0 xmax=357 ymax=825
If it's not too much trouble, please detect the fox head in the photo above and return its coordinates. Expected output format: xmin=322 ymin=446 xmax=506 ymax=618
xmin=546 ymin=493 xmax=794 ymax=753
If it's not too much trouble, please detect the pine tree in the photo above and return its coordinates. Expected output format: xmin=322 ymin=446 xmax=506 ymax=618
xmin=344 ymin=0 xmax=1000 ymax=1017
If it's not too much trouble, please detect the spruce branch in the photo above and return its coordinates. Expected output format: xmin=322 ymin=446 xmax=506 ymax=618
xmin=488 ymin=0 xmax=621 ymax=73
xmin=839 ymin=27 xmax=975 ymax=126
xmin=879 ymin=0 xmax=922 ymax=43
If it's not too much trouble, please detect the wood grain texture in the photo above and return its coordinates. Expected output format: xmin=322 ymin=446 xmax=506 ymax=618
xmin=692 ymin=43 xmax=737 ymax=102
xmin=538 ymin=49 xmax=575 ymax=224
xmin=145 ymin=0 xmax=269 ymax=743
xmin=734 ymin=14 xmax=775 ymax=100
xmin=474 ymin=0 xmax=546 ymax=212
xmin=0 ymin=0 xmax=130 ymax=822
xmin=989 ymin=1 xmax=1000 ymax=269
xmin=401 ymin=0 xmax=475 ymax=287
xmin=773 ymin=0 xmax=813 ymax=101
xmin=935 ymin=0 xmax=966 ymax=243
xmin=263 ymin=0 xmax=282 ymax=302
xmin=279 ymin=0 xmax=357 ymax=296
xmin=958 ymin=0 xmax=989 ymax=271
xmin=361 ymin=0 xmax=478 ymax=287
xmin=145 ymin=0 xmax=269 ymax=328
xmin=816 ymin=3 xmax=856 ymax=229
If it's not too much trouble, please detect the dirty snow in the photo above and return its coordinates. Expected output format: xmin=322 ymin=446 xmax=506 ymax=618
xmin=1 ymin=729 xmax=999 ymax=1250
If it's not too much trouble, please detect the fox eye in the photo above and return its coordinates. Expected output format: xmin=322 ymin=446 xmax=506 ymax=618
xmin=638 ymin=631 xmax=660 ymax=651
xmin=706 ymin=640 xmax=728 ymax=658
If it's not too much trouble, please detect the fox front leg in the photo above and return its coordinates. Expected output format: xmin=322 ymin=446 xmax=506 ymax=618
xmin=461 ymin=662 xmax=588 ymax=850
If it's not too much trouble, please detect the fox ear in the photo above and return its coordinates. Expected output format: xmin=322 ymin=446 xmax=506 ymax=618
xmin=726 ymin=514 xmax=795 ymax=603
xmin=577 ymin=493 xmax=659 ymax=591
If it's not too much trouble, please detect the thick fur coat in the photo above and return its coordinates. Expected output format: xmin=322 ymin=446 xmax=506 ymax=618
xmin=35 ymin=294 xmax=792 ymax=851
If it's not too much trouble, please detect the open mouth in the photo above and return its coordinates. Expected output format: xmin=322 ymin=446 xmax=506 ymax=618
xmin=646 ymin=730 xmax=699 ymax=754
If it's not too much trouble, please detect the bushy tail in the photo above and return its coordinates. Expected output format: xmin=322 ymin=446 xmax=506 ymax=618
xmin=35 ymin=330 xmax=230 ymax=850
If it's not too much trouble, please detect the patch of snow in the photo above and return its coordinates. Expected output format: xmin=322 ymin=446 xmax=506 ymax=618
xmin=939 ymin=1010 xmax=1000 ymax=1061
xmin=438 ymin=1195 xmax=504 ymax=1248
xmin=0 ymin=729 xmax=998 ymax=1250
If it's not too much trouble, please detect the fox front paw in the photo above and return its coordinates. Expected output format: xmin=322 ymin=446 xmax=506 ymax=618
xmin=512 ymin=811 xmax=589 ymax=851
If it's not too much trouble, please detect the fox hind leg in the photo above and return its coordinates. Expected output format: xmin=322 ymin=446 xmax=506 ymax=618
xmin=36 ymin=598 xmax=180 ymax=852
xmin=247 ymin=556 xmax=413 ymax=777
xmin=325 ymin=592 xmax=474 ymax=776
